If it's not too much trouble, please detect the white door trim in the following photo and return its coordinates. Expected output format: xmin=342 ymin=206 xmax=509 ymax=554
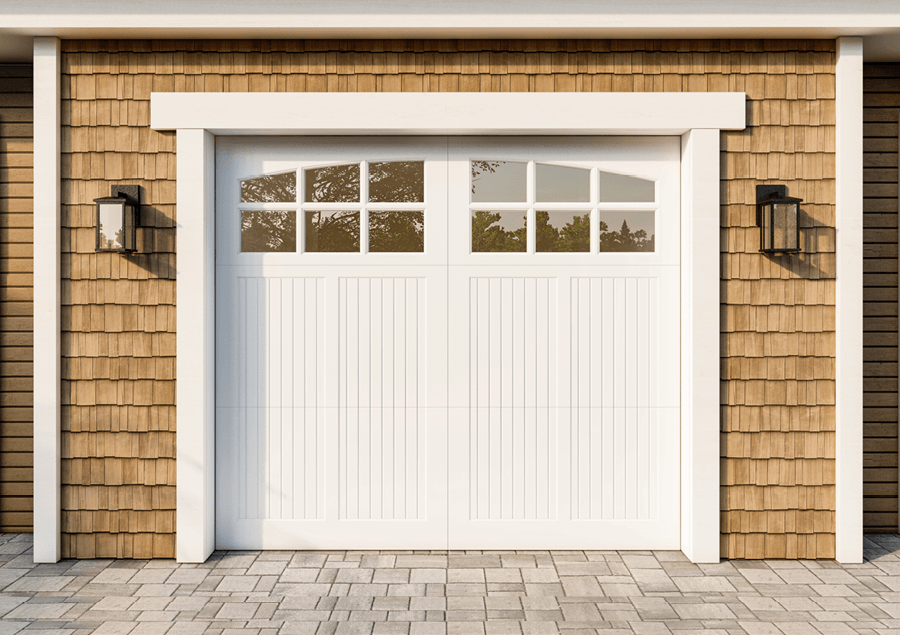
xmin=153 ymin=91 xmax=745 ymax=563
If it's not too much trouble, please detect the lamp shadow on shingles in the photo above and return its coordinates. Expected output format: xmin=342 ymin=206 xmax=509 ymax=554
xmin=763 ymin=207 xmax=833 ymax=281
xmin=120 ymin=188 xmax=176 ymax=281
xmin=722 ymin=206 xmax=832 ymax=291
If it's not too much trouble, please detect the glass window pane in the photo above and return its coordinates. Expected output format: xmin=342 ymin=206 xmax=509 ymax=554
xmin=98 ymin=203 xmax=124 ymax=250
xmin=471 ymin=210 xmax=527 ymax=253
xmin=305 ymin=210 xmax=360 ymax=252
xmin=369 ymin=211 xmax=424 ymax=253
xmin=241 ymin=172 xmax=297 ymax=203
xmin=304 ymin=164 xmax=360 ymax=203
xmin=536 ymin=211 xmax=590 ymax=253
xmin=241 ymin=211 xmax=297 ymax=252
xmin=369 ymin=161 xmax=424 ymax=203
xmin=598 ymin=211 xmax=655 ymax=252
xmin=598 ymin=171 xmax=655 ymax=202
xmin=471 ymin=161 xmax=527 ymax=203
xmin=536 ymin=164 xmax=590 ymax=203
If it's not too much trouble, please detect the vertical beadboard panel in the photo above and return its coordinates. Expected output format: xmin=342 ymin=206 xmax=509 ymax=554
xmin=469 ymin=277 xmax=555 ymax=520
xmin=236 ymin=277 xmax=323 ymax=520
xmin=570 ymin=277 xmax=658 ymax=520
xmin=339 ymin=278 xmax=424 ymax=520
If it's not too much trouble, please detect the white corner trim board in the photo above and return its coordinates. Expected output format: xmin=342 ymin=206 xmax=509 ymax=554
xmin=32 ymin=36 xmax=61 ymax=564
xmin=154 ymin=90 xmax=744 ymax=563
xmin=835 ymin=37 xmax=864 ymax=564
xmin=150 ymin=92 xmax=747 ymax=135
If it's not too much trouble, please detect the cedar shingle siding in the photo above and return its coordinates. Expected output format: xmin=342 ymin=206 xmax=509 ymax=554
xmin=863 ymin=63 xmax=900 ymax=534
xmin=60 ymin=39 xmax=837 ymax=559
xmin=0 ymin=64 xmax=34 ymax=533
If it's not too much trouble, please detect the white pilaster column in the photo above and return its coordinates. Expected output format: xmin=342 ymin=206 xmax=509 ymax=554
xmin=835 ymin=36 xmax=864 ymax=564
xmin=32 ymin=36 xmax=61 ymax=564
xmin=175 ymin=129 xmax=216 ymax=562
xmin=680 ymin=128 xmax=723 ymax=563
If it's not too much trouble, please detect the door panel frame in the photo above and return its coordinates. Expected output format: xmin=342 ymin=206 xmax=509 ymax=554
xmin=154 ymin=91 xmax=746 ymax=563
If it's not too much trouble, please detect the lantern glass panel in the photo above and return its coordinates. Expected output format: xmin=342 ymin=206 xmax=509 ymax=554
xmin=98 ymin=202 xmax=125 ymax=250
xmin=773 ymin=202 xmax=798 ymax=251
xmin=760 ymin=203 xmax=771 ymax=251
xmin=124 ymin=202 xmax=135 ymax=251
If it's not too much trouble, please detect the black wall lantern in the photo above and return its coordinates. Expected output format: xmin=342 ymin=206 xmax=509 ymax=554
xmin=94 ymin=185 xmax=140 ymax=253
xmin=756 ymin=184 xmax=802 ymax=254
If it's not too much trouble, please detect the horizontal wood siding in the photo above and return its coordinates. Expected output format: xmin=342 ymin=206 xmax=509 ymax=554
xmin=863 ymin=63 xmax=899 ymax=533
xmin=0 ymin=64 xmax=34 ymax=533
xmin=60 ymin=39 xmax=836 ymax=559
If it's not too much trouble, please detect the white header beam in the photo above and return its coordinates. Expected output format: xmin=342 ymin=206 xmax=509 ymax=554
xmin=151 ymin=92 xmax=746 ymax=136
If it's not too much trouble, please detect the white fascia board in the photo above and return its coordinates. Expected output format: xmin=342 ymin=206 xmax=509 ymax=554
xmin=3 ymin=0 xmax=900 ymax=32
xmin=151 ymin=92 xmax=746 ymax=135
xmin=32 ymin=36 xmax=61 ymax=564
xmin=835 ymin=36 xmax=864 ymax=564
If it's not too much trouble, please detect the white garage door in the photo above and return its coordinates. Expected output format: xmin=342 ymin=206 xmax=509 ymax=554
xmin=215 ymin=136 xmax=680 ymax=550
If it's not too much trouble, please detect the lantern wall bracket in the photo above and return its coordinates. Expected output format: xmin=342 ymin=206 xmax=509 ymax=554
xmin=756 ymin=184 xmax=786 ymax=204
xmin=111 ymin=185 xmax=141 ymax=225
xmin=756 ymin=184 xmax=788 ymax=228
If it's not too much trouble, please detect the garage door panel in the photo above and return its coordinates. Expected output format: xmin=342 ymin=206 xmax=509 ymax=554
xmin=338 ymin=406 xmax=427 ymax=520
xmin=464 ymin=405 xmax=557 ymax=521
xmin=338 ymin=277 xmax=425 ymax=409
xmin=467 ymin=277 xmax=557 ymax=409
xmin=570 ymin=407 xmax=658 ymax=521
xmin=570 ymin=273 xmax=679 ymax=409
xmin=216 ymin=274 xmax=325 ymax=410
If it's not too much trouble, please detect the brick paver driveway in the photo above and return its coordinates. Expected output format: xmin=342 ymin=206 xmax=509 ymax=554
xmin=1 ymin=534 xmax=900 ymax=634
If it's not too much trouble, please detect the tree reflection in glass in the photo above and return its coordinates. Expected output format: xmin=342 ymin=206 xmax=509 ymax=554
xmin=598 ymin=171 xmax=655 ymax=203
xmin=598 ymin=212 xmax=655 ymax=252
xmin=471 ymin=211 xmax=527 ymax=253
xmin=536 ymin=164 xmax=590 ymax=203
xmin=305 ymin=211 xmax=360 ymax=252
xmin=241 ymin=211 xmax=297 ymax=252
xmin=305 ymin=164 xmax=360 ymax=203
xmin=471 ymin=161 xmax=527 ymax=203
xmin=241 ymin=172 xmax=297 ymax=203
xmin=369 ymin=162 xmax=424 ymax=203
xmin=536 ymin=211 xmax=590 ymax=252
xmin=369 ymin=211 xmax=424 ymax=252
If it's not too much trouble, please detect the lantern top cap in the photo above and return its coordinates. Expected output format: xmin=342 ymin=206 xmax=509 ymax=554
xmin=93 ymin=193 xmax=138 ymax=205
xmin=756 ymin=184 xmax=803 ymax=204
xmin=94 ymin=185 xmax=141 ymax=207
